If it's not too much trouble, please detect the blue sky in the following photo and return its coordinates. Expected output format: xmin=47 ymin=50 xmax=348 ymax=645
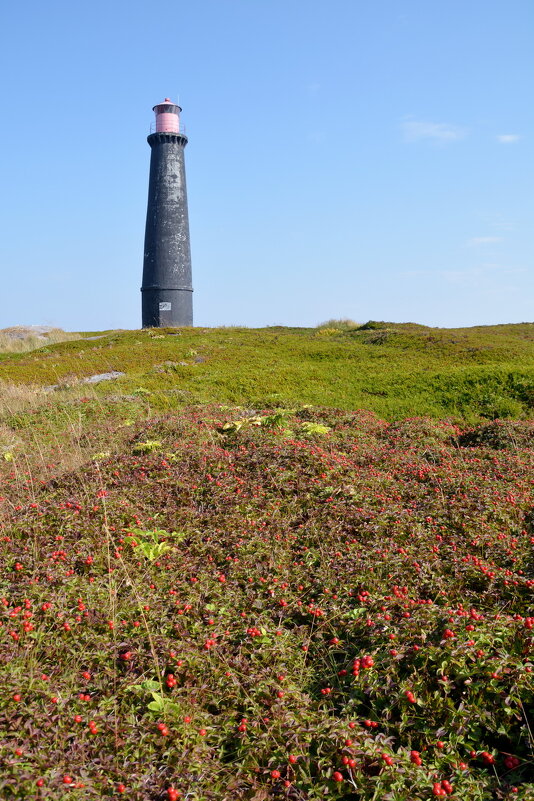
xmin=0 ymin=0 xmax=532 ymax=331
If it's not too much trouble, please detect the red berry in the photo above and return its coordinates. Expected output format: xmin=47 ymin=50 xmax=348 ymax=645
xmin=271 ymin=770 xmax=281 ymax=779
xmin=117 ymin=784 xmax=126 ymax=794
xmin=332 ymin=771 xmax=344 ymax=782
xmin=410 ymin=750 xmax=422 ymax=765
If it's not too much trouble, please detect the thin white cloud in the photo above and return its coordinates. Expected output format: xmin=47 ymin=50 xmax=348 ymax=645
xmin=496 ymin=134 xmax=521 ymax=143
xmin=404 ymin=263 xmax=526 ymax=287
xmin=307 ymin=130 xmax=326 ymax=144
xmin=306 ymin=82 xmax=321 ymax=97
xmin=467 ymin=236 xmax=503 ymax=246
xmin=401 ymin=120 xmax=467 ymax=143
xmin=440 ymin=264 xmax=524 ymax=280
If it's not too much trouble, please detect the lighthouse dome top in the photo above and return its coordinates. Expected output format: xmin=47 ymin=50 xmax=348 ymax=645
xmin=152 ymin=98 xmax=182 ymax=111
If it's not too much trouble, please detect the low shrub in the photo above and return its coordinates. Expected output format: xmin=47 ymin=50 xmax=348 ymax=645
xmin=316 ymin=318 xmax=360 ymax=331
xmin=0 ymin=404 xmax=532 ymax=799
xmin=459 ymin=419 xmax=534 ymax=450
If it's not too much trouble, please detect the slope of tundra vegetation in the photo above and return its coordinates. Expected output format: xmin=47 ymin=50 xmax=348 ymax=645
xmin=0 ymin=322 xmax=533 ymax=800
xmin=1 ymin=321 xmax=534 ymax=421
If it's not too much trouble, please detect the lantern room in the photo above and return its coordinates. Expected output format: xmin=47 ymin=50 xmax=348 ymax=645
xmin=152 ymin=98 xmax=181 ymax=133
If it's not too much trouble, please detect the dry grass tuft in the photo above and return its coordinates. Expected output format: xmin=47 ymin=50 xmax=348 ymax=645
xmin=316 ymin=318 xmax=360 ymax=331
xmin=0 ymin=380 xmax=52 ymax=415
xmin=0 ymin=326 xmax=80 ymax=354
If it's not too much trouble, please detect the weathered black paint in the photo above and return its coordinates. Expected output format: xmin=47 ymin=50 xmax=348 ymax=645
xmin=141 ymin=131 xmax=193 ymax=327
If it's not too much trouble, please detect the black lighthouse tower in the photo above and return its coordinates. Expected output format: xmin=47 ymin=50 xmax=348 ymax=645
xmin=141 ymin=99 xmax=193 ymax=327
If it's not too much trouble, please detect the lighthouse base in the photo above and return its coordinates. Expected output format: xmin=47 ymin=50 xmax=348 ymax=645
xmin=141 ymin=287 xmax=193 ymax=328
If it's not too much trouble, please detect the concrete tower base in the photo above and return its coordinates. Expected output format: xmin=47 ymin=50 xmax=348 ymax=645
xmin=141 ymin=286 xmax=193 ymax=328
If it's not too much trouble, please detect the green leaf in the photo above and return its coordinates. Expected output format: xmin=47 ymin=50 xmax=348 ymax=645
xmin=132 ymin=439 xmax=162 ymax=455
xmin=299 ymin=422 xmax=331 ymax=436
xmin=124 ymin=527 xmax=182 ymax=561
xmin=147 ymin=693 xmax=181 ymax=716
xmin=140 ymin=680 xmax=161 ymax=692
xmin=148 ymin=693 xmax=165 ymax=712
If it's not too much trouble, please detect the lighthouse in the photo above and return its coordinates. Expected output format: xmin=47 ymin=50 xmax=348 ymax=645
xmin=141 ymin=98 xmax=193 ymax=327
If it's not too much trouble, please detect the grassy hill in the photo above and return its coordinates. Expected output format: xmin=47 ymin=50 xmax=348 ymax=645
xmin=1 ymin=322 xmax=533 ymax=421
xmin=0 ymin=323 xmax=533 ymax=800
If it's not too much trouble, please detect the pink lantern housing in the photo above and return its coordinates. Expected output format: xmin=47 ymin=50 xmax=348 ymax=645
xmin=153 ymin=98 xmax=181 ymax=133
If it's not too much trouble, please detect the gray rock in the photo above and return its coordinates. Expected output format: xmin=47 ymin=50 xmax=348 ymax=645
xmin=83 ymin=371 xmax=125 ymax=384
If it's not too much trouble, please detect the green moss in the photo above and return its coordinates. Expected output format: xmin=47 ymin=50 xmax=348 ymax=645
xmin=1 ymin=323 xmax=533 ymax=421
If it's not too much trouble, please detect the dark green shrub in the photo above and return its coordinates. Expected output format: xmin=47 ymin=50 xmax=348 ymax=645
xmin=459 ymin=419 xmax=534 ymax=449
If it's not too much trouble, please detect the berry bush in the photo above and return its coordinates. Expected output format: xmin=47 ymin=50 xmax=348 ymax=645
xmin=0 ymin=406 xmax=533 ymax=799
